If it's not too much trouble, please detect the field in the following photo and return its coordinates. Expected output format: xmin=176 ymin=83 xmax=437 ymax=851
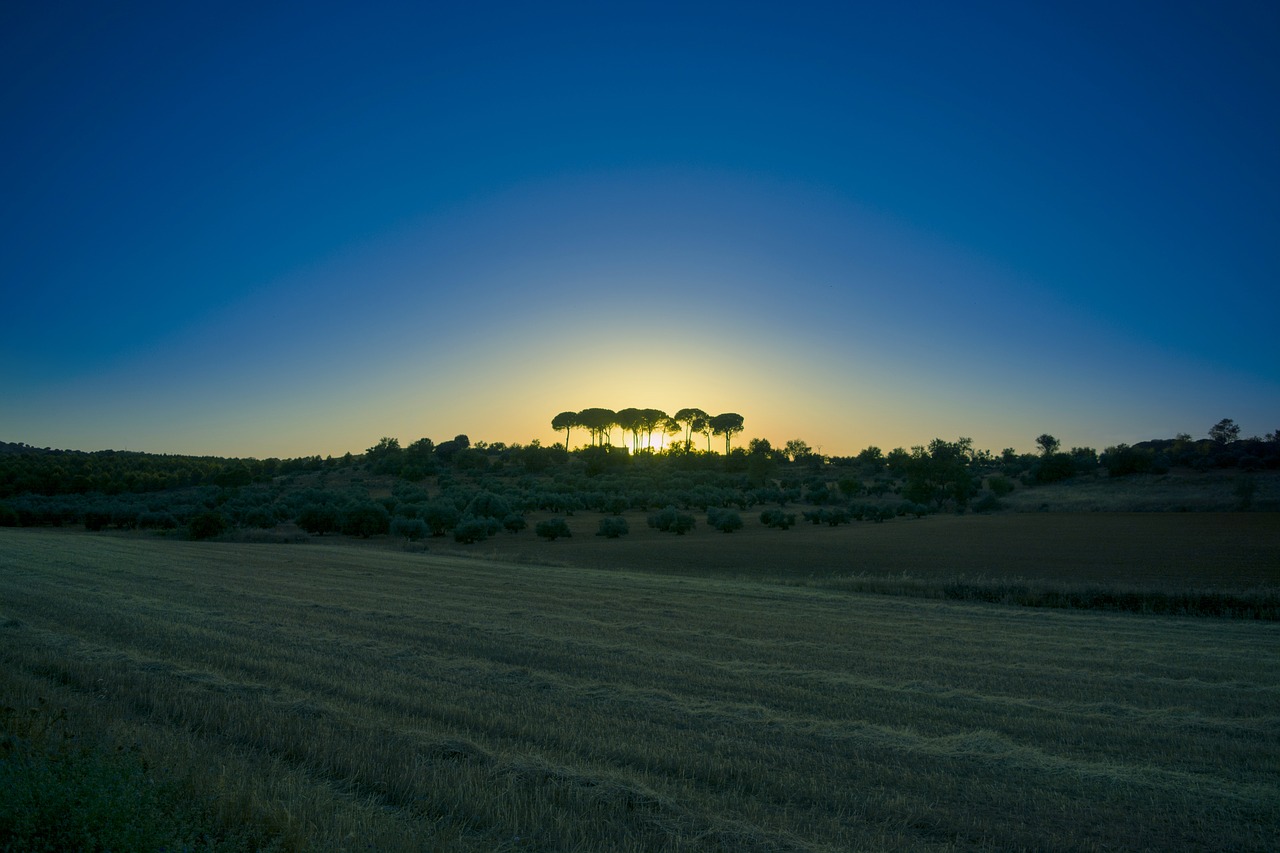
xmin=2 ymin=520 xmax=1279 ymax=851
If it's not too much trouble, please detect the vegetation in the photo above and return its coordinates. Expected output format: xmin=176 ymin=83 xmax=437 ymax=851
xmin=1 ymin=531 xmax=1275 ymax=851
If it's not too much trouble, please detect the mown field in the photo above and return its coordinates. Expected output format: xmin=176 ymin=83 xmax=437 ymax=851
xmin=2 ymin=526 xmax=1278 ymax=851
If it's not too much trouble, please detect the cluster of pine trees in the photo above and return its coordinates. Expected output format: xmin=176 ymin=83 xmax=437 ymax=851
xmin=551 ymin=408 xmax=745 ymax=454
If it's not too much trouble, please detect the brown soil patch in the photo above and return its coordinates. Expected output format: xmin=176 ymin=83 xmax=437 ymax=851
xmin=429 ymin=511 xmax=1280 ymax=589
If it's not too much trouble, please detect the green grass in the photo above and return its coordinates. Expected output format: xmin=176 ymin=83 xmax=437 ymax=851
xmin=1 ymin=529 xmax=1278 ymax=851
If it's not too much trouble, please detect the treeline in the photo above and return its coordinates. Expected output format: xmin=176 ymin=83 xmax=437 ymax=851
xmin=0 ymin=442 xmax=348 ymax=499
xmin=2 ymin=418 xmax=1275 ymax=517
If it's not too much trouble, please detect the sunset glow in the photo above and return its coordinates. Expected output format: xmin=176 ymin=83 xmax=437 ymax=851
xmin=2 ymin=3 xmax=1276 ymax=457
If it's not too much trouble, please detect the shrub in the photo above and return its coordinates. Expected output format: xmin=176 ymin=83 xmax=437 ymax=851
xmin=987 ymin=475 xmax=1015 ymax=496
xmin=188 ymin=511 xmax=228 ymax=540
xmin=648 ymin=505 xmax=696 ymax=535
xmin=137 ymin=511 xmax=178 ymax=530
xmin=342 ymin=503 xmax=390 ymax=538
xmin=1034 ymin=453 xmax=1077 ymax=484
xmin=972 ymin=493 xmax=1004 ymax=513
xmin=390 ymin=517 xmax=429 ymax=541
xmin=601 ymin=495 xmax=630 ymax=515
xmin=596 ymin=516 xmax=630 ymax=538
xmin=0 ymin=503 xmax=16 ymax=527
xmin=806 ymin=482 xmax=834 ymax=504
xmin=759 ymin=508 xmax=795 ymax=530
xmin=296 ymin=504 xmax=340 ymax=536
xmin=421 ymin=501 xmax=461 ymax=537
xmin=823 ymin=507 xmax=852 ymax=526
xmin=466 ymin=491 xmax=512 ymax=521
xmin=706 ymin=507 xmax=743 ymax=533
xmin=837 ymin=477 xmax=863 ymax=497
xmin=503 ymin=512 xmax=528 ymax=534
xmin=83 ymin=509 xmax=112 ymax=532
xmin=242 ymin=507 xmax=276 ymax=529
xmin=453 ymin=515 xmax=499 ymax=544
xmin=901 ymin=502 xmax=929 ymax=519
xmin=536 ymin=518 xmax=573 ymax=540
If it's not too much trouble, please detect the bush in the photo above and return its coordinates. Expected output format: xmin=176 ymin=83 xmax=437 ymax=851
xmin=602 ymin=495 xmax=630 ymax=515
xmin=823 ymin=507 xmax=853 ymax=526
xmin=421 ymin=501 xmax=461 ymax=537
xmin=901 ymin=502 xmax=929 ymax=519
xmin=453 ymin=515 xmax=499 ymax=544
xmin=706 ymin=507 xmax=743 ymax=533
xmin=536 ymin=518 xmax=573 ymax=540
xmin=342 ymin=503 xmax=390 ymax=538
xmin=466 ymin=491 xmax=512 ymax=521
xmin=137 ymin=511 xmax=178 ymax=530
xmin=390 ymin=517 xmax=429 ymax=541
xmin=596 ymin=516 xmax=630 ymax=538
xmin=83 ymin=509 xmax=112 ymax=532
xmin=1034 ymin=453 xmax=1077 ymax=484
xmin=188 ymin=511 xmax=228 ymax=540
xmin=503 ymin=512 xmax=528 ymax=534
xmin=0 ymin=503 xmax=16 ymax=527
xmin=972 ymin=493 xmax=1004 ymax=513
xmin=648 ymin=505 xmax=696 ymax=535
xmin=296 ymin=504 xmax=341 ymax=536
xmin=759 ymin=508 xmax=795 ymax=530
xmin=987 ymin=475 xmax=1015 ymax=496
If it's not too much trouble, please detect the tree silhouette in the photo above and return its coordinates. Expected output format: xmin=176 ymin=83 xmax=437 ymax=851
xmin=551 ymin=411 xmax=578 ymax=449
xmin=709 ymin=413 xmax=745 ymax=455
xmin=635 ymin=408 xmax=670 ymax=452
xmin=673 ymin=408 xmax=708 ymax=450
xmin=616 ymin=408 xmax=643 ymax=453
xmin=1209 ymin=418 xmax=1240 ymax=445
xmin=692 ymin=415 xmax=713 ymax=452
xmin=1035 ymin=434 xmax=1060 ymax=456
xmin=576 ymin=408 xmax=617 ymax=446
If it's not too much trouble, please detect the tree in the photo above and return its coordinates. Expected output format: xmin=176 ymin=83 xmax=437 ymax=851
xmin=709 ymin=413 xmax=745 ymax=455
xmin=536 ymin=518 xmax=572 ymax=540
xmin=576 ymin=408 xmax=617 ymax=447
xmin=297 ymin=504 xmax=340 ymax=536
xmin=615 ymin=408 xmax=643 ymax=453
xmin=551 ymin=411 xmax=578 ymax=449
xmin=672 ymin=408 xmax=708 ymax=451
xmin=692 ymin=415 xmax=713 ymax=452
xmin=1209 ymin=418 xmax=1240 ymax=445
xmin=1035 ymin=434 xmax=1060 ymax=456
xmin=783 ymin=439 xmax=812 ymax=462
xmin=635 ymin=408 xmax=670 ymax=452
xmin=596 ymin=516 xmax=629 ymax=538
xmin=902 ymin=438 xmax=977 ymax=509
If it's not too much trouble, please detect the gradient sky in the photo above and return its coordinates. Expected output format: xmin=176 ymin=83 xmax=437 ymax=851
xmin=3 ymin=1 xmax=1277 ymax=459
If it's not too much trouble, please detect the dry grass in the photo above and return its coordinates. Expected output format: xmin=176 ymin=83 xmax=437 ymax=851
xmin=2 ymin=528 xmax=1278 ymax=851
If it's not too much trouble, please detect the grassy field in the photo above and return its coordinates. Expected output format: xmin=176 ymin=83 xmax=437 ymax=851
xmin=2 ymin=526 xmax=1278 ymax=851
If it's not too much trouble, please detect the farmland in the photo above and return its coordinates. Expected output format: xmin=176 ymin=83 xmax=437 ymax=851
xmin=2 ymin=524 xmax=1278 ymax=851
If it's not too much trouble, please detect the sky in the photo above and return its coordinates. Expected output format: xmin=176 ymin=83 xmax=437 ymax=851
xmin=3 ymin=0 xmax=1277 ymax=459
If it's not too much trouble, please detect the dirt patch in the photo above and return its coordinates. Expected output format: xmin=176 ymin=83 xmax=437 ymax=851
xmin=425 ymin=511 xmax=1280 ymax=589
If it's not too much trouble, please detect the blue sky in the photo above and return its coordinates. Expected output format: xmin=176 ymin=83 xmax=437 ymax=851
xmin=3 ymin=1 xmax=1277 ymax=457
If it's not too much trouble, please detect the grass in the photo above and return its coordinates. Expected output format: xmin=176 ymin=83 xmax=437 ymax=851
xmin=1 ymin=528 xmax=1278 ymax=851
xmin=792 ymin=573 xmax=1280 ymax=618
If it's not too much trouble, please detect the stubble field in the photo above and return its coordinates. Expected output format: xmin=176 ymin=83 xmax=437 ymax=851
xmin=1 ymin=519 xmax=1278 ymax=851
